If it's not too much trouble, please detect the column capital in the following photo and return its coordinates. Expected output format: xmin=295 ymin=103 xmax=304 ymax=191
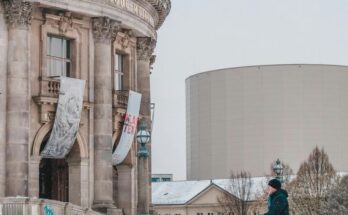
xmin=136 ymin=37 xmax=157 ymax=61
xmin=3 ymin=0 xmax=33 ymax=29
xmin=92 ymin=17 xmax=121 ymax=44
xmin=150 ymin=55 xmax=156 ymax=66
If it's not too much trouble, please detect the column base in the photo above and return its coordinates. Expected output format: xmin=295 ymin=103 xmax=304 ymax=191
xmin=107 ymin=207 xmax=123 ymax=215
xmin=92 ymin=202 xmax=122 ymax=215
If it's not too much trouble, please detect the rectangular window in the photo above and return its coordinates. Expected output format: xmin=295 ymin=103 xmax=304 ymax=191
xmin=114 ymin=53 xmax=124 ymax=91
xmin=152 ymin=177 xmax=160 ymax=182
xmin=47 ymin=35 xmax=71 ymax=77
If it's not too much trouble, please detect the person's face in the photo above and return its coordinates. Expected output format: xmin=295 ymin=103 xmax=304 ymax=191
xmin=267 ymin=185 xmax=277 ymax=195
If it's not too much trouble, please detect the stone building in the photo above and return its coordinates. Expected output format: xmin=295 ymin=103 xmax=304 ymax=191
xmin=0 ymin=0 xmax=170 ymax=214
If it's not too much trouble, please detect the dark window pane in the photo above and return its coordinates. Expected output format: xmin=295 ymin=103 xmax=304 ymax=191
xmin=66 ymin=41 xmax=70 ymax=59
xmin=66 ymin=62 xmax=70 ymax=77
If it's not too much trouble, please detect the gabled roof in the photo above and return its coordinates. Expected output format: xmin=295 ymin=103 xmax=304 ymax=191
xmin=152 ymin=177 xmax=268 ymax=205
xmin=152 ymin=173 xmax=348 ymax=206
xmin=213 ymin=177 xmax=268 ymax=201
xmin=152 ymin=180 xmax=211 ymax=205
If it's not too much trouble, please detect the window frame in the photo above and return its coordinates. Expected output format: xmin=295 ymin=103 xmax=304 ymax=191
xmin=46 ymin=35 xmax=72 ymax=78
xmin=114 ymin=52 xmax=125 ymax=91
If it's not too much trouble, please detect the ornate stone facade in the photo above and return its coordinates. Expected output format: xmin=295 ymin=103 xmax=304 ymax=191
xmin=137 ymin=37 xmax=157 ymax=61
xmin=3 ymin=0 xmax=32 ymax=28
xmin=92 ymin=17 xmax=121 ymax=44
xmin=0 ymin=0 xmax=170 ymax=214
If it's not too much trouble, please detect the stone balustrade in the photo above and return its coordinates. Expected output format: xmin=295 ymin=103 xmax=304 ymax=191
xmin=40 ymin=78 xmax=61 ymax=98
xmin=113 ymin=90 xmax=129 ymax=110
xmin=0 ymin=197 xmax=103 ymax=215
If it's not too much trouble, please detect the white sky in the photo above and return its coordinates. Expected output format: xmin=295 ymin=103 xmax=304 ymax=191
xmin=150 ymin=0 xmax=348 ymax=180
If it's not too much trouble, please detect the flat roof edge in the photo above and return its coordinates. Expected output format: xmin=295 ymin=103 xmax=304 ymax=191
xmin=186 ymin=63 xmax=348 ymax=81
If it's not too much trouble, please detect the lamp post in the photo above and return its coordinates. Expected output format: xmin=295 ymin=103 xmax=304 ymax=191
xmin=137 ymin=122 xmax=150 ymax=215
xmin=137 ymin=122 xmax=150 ymax=158
xmin=273 ymin=159 xmax=284 ymax=183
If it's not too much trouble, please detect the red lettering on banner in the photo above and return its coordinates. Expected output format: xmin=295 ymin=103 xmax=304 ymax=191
xmin=123 ymin=113 xmax=138 ymax=134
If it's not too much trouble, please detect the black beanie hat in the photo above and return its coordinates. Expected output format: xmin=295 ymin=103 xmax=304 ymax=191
xmin=268 ymin=178 xmax=281 ymax=190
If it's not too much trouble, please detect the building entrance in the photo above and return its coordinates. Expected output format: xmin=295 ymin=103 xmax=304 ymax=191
xmin=39 ymin=158 xmax=69 ymax=202
xmin=38 ymin=132 xmax=69 ymax=202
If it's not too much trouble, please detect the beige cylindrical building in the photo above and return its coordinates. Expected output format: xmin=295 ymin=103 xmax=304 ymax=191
xmin=186 ymin=64 xmax=348 ymax=180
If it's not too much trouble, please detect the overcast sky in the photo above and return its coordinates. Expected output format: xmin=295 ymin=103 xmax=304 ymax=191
xmin=150 ymin=0 xmax=348 ymax=180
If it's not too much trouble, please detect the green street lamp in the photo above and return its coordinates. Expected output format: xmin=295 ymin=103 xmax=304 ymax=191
xmin=273 ymin=159 xmax=284 ymax=183
xmin=137 ymin=122 xmax=150 ymax=158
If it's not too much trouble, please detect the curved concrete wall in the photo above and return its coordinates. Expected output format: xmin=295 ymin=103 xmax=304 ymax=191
xmin=186 ymin=64 xmax=348 ymax=179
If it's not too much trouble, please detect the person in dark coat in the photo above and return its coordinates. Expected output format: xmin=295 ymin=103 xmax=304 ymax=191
xmin=264 ymin=178 xmax=289 ymax=215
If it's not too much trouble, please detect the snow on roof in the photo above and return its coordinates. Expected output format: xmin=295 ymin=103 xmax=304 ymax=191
xmin=152 ymin=180 xmax=211 ymax=205
xmin=152 ymin=173 xmax=348 ymax=205
xmin=213 ymin=177 xmax=268 ymax=201
xmin=152 ymin=177 xmax=269 ymax=205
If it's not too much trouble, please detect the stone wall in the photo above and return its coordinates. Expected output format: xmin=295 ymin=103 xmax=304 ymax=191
xmin=0 ymin=197 xmax=103 ymax=215
xmin=0 ymin=2 xmax=8 ymax=198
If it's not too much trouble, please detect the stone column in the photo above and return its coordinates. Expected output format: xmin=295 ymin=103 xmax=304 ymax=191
xmin=117 ymin=165 xmax=136 ymax=215
xmin=0 ymin=2 xmax=8 ymax=197
xmin=28 ymin=156 xmax=40 ymax=198
xmin=137 ymin=154 xmax=150 ymax=215
xmin=91 ymin=17 xmax=122 ymax=214
xmin=3 ymin=0 xmax=32 ymax=196
xmin=136 ymin=37 xmax=156 ymax=119
xmin=80 ymin=158 xmax=89 ymax=208
xmin=67 ymin=159 xmax=81 ymax=206
xmin=136 ymin=37 xmax=156 ymax=215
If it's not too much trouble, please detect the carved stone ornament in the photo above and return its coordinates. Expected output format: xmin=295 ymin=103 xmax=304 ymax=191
xmin=58 ymin=12 xmax=73 ymax=34
xmin=136 ymin=37 xmax=157 ymax=61
xmin=150 ymin=55 xmax=156 ymax=66
xmin=3 ymin=0 xmax=33 ymax=28
xmin=116 ymin=29 xmax=133 ymax=49
xmin=92 ymin=17 xmax=121 ymax=43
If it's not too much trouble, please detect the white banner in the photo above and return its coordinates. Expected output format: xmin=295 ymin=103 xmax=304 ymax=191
xmin=113 ymin=91 xmax=142 ymax=165
xmin=41 ymin=77 xmax=85 ymax=159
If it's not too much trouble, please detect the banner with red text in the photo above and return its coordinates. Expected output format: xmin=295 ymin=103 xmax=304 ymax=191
xmin=112 ymin=91 xmax=142 ymax=165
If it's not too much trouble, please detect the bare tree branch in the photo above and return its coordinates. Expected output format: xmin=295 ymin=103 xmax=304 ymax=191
xmin=217 ymin=171 xmax=254 ymax=215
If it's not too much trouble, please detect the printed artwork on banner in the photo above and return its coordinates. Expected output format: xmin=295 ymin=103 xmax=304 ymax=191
xmin=113 ymin=91 xmax=142 ymax=165
xmin=41 ymin=77 xmax=85 ymax=159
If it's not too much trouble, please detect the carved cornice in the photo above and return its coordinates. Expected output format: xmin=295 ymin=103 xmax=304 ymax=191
xmin=136 ymin=37 xmax=157 ymax=61
xmin=92 ymin=17 xmax=121 ymax=43
xmin=146 ymin=0 xmax=171 ymax=29
xmin=3 ymin=0 xmax=33 ymax=29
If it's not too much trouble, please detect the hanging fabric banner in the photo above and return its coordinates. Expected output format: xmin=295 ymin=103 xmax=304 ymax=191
xmin=113 ymin=91 xmax=142 ymax=165
xmin=41 ymin=77 xmax=85 ymax=159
